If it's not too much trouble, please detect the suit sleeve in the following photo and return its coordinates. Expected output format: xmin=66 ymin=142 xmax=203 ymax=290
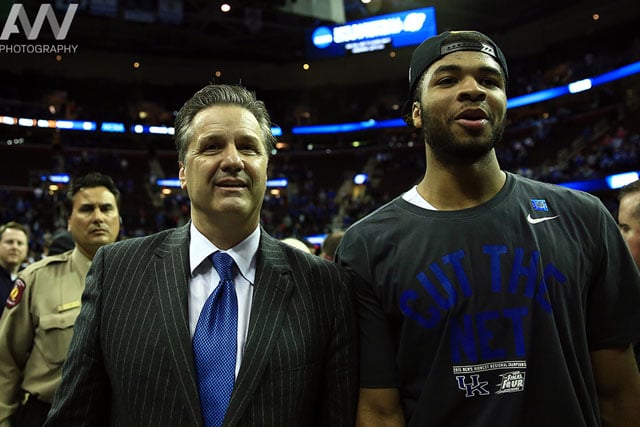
xmin=318 ymin=266 xmax=359 ymax=426
xmin=44 ymin=248 xmax=111 ymax=427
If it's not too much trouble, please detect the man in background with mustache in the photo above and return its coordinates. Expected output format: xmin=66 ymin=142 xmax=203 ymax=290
xmin=0 ymin=172 xmax=121 ymax=427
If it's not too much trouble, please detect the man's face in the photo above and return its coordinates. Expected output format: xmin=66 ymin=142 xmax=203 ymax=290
xmin=412 ymin=51 xmax=507 ymax=163
xmin=179 ymin=105 xmax=268 ymax=231
xmin=0 ymin=228 xmax=28 ymax=271
xmin=68 ymin=186 xmax=120 ymax=259
xmin=618 ymin=192 xmax=640 ymax=268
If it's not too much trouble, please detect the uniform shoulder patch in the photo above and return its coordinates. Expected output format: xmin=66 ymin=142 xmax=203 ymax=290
xmin=6 ymin=278 xmax=26 ymax=309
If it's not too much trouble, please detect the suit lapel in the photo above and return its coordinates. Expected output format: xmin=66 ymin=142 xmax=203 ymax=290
xmin=225 ymin=230 xmax=294 ymax=425
xmin=150 ymin=223 xmax=202 ymax=425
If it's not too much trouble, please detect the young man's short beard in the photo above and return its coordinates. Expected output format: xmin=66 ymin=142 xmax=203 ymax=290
xmin=421 ymin=112 xmax=506 ymax=165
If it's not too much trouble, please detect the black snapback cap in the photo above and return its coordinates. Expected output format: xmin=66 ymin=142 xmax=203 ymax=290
xmin=403 ymin=30 xmax=508 ymax=120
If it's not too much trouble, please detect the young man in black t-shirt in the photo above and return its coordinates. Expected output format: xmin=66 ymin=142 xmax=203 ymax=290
xmin=337 ymin=30 xmax=640 ymax=426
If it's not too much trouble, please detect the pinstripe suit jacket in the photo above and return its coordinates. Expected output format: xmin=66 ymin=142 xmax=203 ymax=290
xmin=44 ymin=224 xmax=357 ymax=427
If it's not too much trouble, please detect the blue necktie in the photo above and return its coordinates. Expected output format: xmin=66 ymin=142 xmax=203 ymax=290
xmin=193 ymin=252 xmax=238 ymax=427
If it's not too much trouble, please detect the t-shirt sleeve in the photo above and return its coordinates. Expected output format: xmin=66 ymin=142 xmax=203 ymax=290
xmin=586 ymin=202 xmax=640 ymax=350
xmin=336 ymin=231 xmax=400 ymax=388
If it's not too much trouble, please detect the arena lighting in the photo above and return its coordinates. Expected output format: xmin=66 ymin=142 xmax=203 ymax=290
xmin=55 ymin=120 xmax=97 ymax=131
xmin=41 ymin=173 xmax=70 ymax=184
xmin=18 ymin=118 xmax=35 ymax=127
xmin=507 ymin=60 xmax=640 ymax=109
xmin=568 ymin=78 xmax=592 ymax=94
xmin=271 ymin=126 xmax=282 ymax=137
xmin=558 ymin=170 xmax=640 ymax=192
xmin=506 ymin=87 xmax=569 ymax=109
xmin=292 ymin=118 xmax=404 ymax=135
xmin=37 ymin=119 xmax=56 ymax=128
xmin=591 ymin=60 xmax=640 ymax=85
xmin=305 ymin=234 xmax=327 ymax=246
xmin=293 ymin=59 xmax=640 ymax=128
xmin=606 ymin=171 xmax=639 ymax=189
xmin=353 ymin=173 xmax=368 ymax=185
xmin=130 ymin=125 xmax=174 ymax=135
xmin=149 ymin=126 xmax=174 ymax=135
xmin=101 ymin=122 xmax=126 ymax=133
xmin=267 ymin=178 xmax=288 ymax=188
xmin=128 ymin=124 xmax=281 ymax=137
xmin=156 ymin=178 xmax=181 ymax=188
xmin=21 ymin=118 xmax=87 ymax=130
xmin=558 ymin=178 xmax=610 ymax=192
xmin=1 ymin=62 xmax=639 ymax=137
xmin=156 ymin=177 xmax=289 ymax=189
xmin=296 ymin=56 xmax=638 ymax=133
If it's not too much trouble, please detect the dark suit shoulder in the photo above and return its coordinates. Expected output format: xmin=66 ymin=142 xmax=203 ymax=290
xmin=275 ymin=239 xmax=351 ymax=290
xmin=97 ymin=226 xmax=187 ymax=261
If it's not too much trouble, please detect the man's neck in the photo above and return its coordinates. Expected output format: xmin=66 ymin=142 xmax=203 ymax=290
xmin=0 ymin=261 xmax=18 ymax=277
xmin=417 ymin=152 xmax=506 ymax=210
xmin=191 ymin=215 xmax=259 ymax=251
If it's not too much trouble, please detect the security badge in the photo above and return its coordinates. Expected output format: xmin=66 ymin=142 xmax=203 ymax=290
xmin=5 ymin=278 xmax=26 ymax=309
xmin=57 ymin=300 xmax=80 ymax=312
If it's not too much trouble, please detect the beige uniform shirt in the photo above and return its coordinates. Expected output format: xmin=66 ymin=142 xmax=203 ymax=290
xmin=0 ymin=248 xmax=90 ymax=426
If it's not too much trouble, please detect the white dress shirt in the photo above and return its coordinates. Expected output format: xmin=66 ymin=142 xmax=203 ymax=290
xmin=187 ymin=222 xmax=259 ymax=377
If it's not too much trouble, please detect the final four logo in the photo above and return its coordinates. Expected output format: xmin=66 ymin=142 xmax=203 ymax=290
xmin=496 ymin=371 xmax=526 ymax=394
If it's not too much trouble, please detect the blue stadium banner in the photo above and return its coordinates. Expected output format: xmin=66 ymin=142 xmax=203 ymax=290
xmin=306 ymin=7 xmax=436 ymax=58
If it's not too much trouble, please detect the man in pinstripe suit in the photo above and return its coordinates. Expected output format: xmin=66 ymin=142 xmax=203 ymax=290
xmin=44 ymin=84 xmax=358 ymax=427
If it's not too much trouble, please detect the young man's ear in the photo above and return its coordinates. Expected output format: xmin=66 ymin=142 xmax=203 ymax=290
xmin=412 ymin=102 xmax=422 ymax=128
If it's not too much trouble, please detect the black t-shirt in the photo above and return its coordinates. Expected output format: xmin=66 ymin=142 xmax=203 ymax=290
xmin=0 ymin=265 xmax=15 ymax=316
xmin=337 ymin=172 xmax=640 ymax=426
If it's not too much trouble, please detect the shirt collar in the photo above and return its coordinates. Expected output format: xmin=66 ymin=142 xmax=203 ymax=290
xmin=189 ymin=222 xmax=260 ymax=284
xmin=71 ymin=247 xmax=92 ymax=279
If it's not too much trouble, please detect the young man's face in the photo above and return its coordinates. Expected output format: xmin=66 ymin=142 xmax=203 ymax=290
xmin=411 ymin=50 xmax=507 ymax=163
xmin=0 ymin=228 xmax=28 ymax=271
